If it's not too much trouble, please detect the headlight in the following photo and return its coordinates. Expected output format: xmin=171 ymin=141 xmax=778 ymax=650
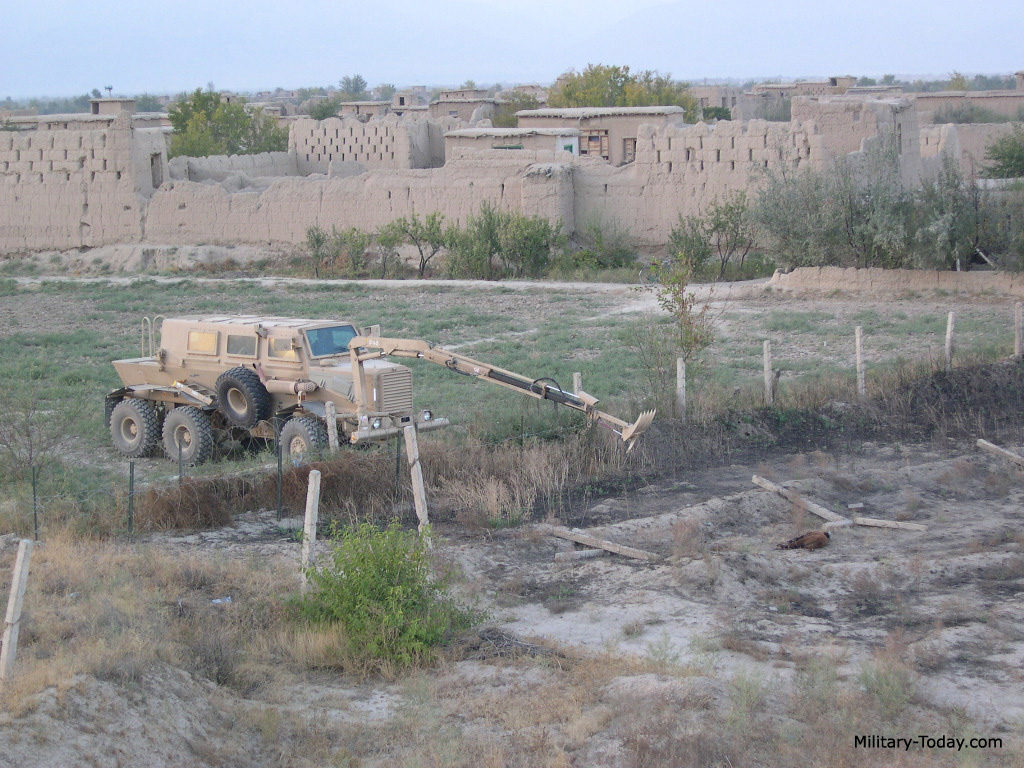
xmin=422 ymin=410 xmax=432 ymax=422
xmin=372 ymin=417 xmax=383 ymax=429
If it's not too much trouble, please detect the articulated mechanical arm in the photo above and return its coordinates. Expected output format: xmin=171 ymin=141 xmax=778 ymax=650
xmin=349 ymin=336 xmax=655 ymax=449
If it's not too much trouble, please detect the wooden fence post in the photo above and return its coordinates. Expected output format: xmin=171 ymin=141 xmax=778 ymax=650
xmin=676 ymin=358 xmax=686 ymax=422
xmin=855 ymin=325 xmax=866 ymax=398
xmin=300 ymin=470 xmax=321 ymax=594
xmin=324 ymin=401 xmax=339 ymax=451
xmin=572 ymin=372 xmax=583 ymax=394
xmin=945 ymin=311 xmax=956 ymax=373
xmin=1 ymin=539 xmax=34 ymax=680
xmin=403 ymin=425 xmax=429 ymax=536
xmin=763 ymin=340 xmax=774 ymax=406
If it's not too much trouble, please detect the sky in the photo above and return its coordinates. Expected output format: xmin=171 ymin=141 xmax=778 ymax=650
xmin=3 ymin=0 xmax=1023 ymax=99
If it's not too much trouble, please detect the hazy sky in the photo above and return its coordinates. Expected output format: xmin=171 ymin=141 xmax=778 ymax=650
xmin=4 ymin=0 xmax=1023 ymax=98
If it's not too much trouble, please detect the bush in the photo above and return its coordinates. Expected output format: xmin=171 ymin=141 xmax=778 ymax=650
xmin=296 ymin=522 xmax=480 ymax=672
xmin=444 ymin=202 xmax=566 ymax=279
xmin=984 ymin=124 xmax=1024 ymax=179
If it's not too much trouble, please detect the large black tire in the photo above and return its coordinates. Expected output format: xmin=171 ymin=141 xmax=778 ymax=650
xmin=280 ymin=415 xmax=328 ymax=467
xmin=215 ymin=367 xmax=272 ymax=428
xmin=163 ymin=406 xmax=215 ymax=465
xmin=110 ymin=399 xmax=161 ymax=458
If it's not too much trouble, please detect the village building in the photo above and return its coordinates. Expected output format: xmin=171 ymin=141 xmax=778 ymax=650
xmin=515 ymin=106 xmax=688 ymax=165
xmin=445 ymin=127 xmax=579 ymax=155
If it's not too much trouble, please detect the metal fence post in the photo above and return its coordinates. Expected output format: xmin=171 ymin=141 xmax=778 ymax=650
xmin=128 ymin=460 xmax=135 ymax=536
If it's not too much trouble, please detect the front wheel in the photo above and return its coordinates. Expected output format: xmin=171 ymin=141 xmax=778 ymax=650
xmin=279 ymin=415 xmax=328 ymax=467
xmin=162 ymin=406 xmax=215 ymax=465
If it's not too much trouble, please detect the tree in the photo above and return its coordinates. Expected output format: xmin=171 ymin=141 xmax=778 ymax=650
xmin=948 ymin=71 xmax=969 ymax=91
xmin=492 ymin=92 xmax=540 ymax=128
xmin=374 ymin=221 xmax=404 ymax=278
xmin=309 ymin=98 xmax=341 ymax=120
xmin=548 ymin=64 xmax=699 ymax=121
xmin=134 ymin=93 xmax=164 ymax=112
xmin=377 ymin=83 xmax=396 ymax=101
xmin=339 ymin=75 xmax=368 ymax=101
xmin=168 ymin=89 xmax=287 ymax=158
xmin=392 ymin=212 xmax=451 ymax=277
xmin=305 ymin=225 xmax=331 ymax=278
xmin=984 ymin=124 xmax=1024 ymax=179
xmin=460 ymin=79 xmax=478 ymax=90
xmin=702 ymin=106 xmax=731 ymax=121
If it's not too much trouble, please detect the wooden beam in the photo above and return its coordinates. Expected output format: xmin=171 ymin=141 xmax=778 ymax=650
xmin=1 ymin=539 xmax=34 ymax=680
xmin=300 ymin=470 xmax=321 ymax=594
xmin=404 ymin=425 xmax=429 ymax=536
xmin=977 ymin=439 xmax=1024 ymax=469
xmin=539 ymin=525 xmax=661 ymax=562
xmin=554 ymin=549 xmax=606 ymax=562
xmin=853 ymin=517 xmax=927 ymax=532
xmin=751 ymin=475 xmax=850 ymax=525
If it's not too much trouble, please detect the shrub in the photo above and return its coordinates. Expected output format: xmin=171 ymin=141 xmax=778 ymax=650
xmin=984 ymin=123 xmax=1024 ymax=179
xmin=296 ymin=522 xmax=481 ymax=672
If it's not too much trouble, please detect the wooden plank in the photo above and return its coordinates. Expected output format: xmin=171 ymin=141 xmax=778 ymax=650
xmin=538 ymin=525 xmax=661 ymax=562
xmin=763 ymin=340 xmax=774 ymax=406
xmin=1 ymin=539 xmax=34 ymax=680
xmin=324 ymin=401 xmax=340 ymax=451
xmin=300 ymin=470 xmax=321 ymax=594
xmin=751 ymin=475 xmax=850 ymax=525
xmin=554 ymin=549 xmax=606 ymax=562
xmin=977 ymin=438 xmax=1024 ymax=469
xmin=853 ymin=517 xmax=927 ymax=532
xmin=404 ymin=425 xmax=429 ymax=535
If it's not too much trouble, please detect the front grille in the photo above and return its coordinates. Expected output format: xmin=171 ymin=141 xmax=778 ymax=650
xmin=377 ymin=368 xmax=413 ymax=413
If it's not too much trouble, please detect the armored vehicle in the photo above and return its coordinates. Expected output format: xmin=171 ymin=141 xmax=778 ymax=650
xmin=107 ymin=315 xmax=653 ymax=465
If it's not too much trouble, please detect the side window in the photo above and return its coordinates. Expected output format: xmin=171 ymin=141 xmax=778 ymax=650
xmin=226 ymin=335 xmax=257 ymax=357
xmin=187 ymin=330 xmax=218 ymax=355
xmin=268 ymin=337 xmax=300 ymax=361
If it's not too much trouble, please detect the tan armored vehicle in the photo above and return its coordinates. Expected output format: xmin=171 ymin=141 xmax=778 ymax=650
xmin=107 ymin=315 xmax=654 ymax=465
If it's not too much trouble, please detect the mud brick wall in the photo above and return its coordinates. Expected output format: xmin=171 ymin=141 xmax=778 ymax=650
xmin=0 ymin=114 xmax=164 ymax=252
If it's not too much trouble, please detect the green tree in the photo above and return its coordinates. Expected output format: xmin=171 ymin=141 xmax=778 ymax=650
xmin=309 ymin=98 xmax=341 ymax=120
xmin=134 ymin=93 xmax=164 ymax=112
xmin=339 ymin=75 xmax=368 ymax=100
xmin=392 ymin=212 xmax=451 ymax=277
xmin=374 ymin=221 xmax=405 ymax=278
xmin=305 ymin=225 xmax=331 ymax=278
xmin=492 ymin=92 xmax=540 ymax=128
xmin=948 ymin=71 xmax=969 ymax=91
xmin=702 ymin=106 xmax=731 ymax=121
xmin=377 ymin=83 xmax=397 ymax=101
xmin=168 ymin=89 xmax=287 ymax=158
xmin=984 ymin=124 xmax=1024 ymax=178
xmin=548 ymin=64 xmax=699 ymax=121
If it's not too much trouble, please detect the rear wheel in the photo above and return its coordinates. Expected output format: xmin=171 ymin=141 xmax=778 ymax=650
xmin=110 ymin=399 xmax=161 ymax=458
xmin=163 ymin=406 xmax=215 ymax=465
xmin=215 ymin=367 xmax=272 ymax=428
xmin=280 ymin=415 xmax=328 ymax=467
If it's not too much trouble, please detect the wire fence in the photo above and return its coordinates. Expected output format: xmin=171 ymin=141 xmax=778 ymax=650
xmin=6 ymin=299 xmax=1021 ymax=542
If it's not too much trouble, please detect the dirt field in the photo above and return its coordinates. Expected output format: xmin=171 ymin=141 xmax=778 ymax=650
xmin=2 ymin=266 xmax=1023 ymax=766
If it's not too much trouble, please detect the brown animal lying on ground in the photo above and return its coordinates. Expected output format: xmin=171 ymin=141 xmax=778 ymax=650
xmin=777 ymin=531 xmax=831 ymax=550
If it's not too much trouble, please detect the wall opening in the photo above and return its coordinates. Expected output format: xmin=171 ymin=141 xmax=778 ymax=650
xmin=150 ymin=153 xmax=163 ymax=189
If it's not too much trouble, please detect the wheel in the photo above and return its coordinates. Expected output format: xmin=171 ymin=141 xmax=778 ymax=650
xmin=279 ymin=415 xmax=328 ymax=467
xmin=163 ymin=406 xmax=215 ymax=465
xmin=215 ymin=367 xmax=272 ymax=428
xmin=110 ymin=399 xmax=161 ymax=458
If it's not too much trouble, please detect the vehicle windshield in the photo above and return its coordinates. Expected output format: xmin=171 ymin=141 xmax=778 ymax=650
xmin=305 ymin=325 xmax=359 ymax=358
